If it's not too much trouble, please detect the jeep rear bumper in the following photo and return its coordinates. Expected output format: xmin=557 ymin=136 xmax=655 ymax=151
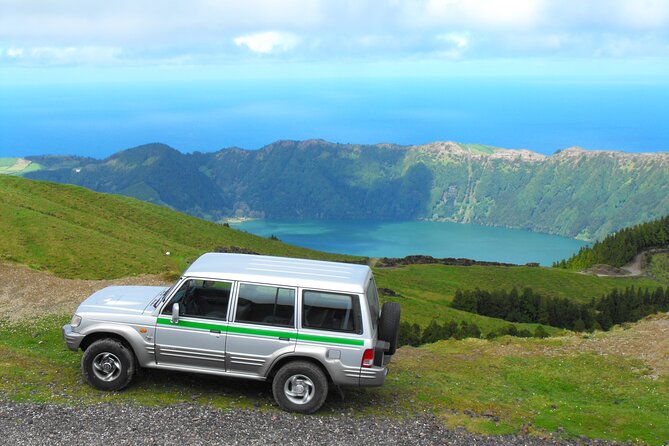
xmin=359 ymin=365 xmax=388 ymax=387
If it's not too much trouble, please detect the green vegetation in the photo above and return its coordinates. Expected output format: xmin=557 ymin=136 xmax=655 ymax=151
xmin=0 ymin=175 xmax=358 ymax=279
xmin=398 ymin=319 xmax=550 ymax=348
xmin=0 ymin=157 xmax=17 ymax=168
xmin=2 ymin=175 xmax=668 ymax=444
xmin=23 ymin=140 xmax=669 ymax=240
xmin=0 ymin=157 xmax=42 ymax=175
xmin=0 ymin=315 xmax=666 ymax=445
xmin=373 ymin=264 xmax=662 ymax=328
xmin=557 ymin=215 xmax=669 ymax=270
xmin=1 ymin=175 xmax=663 ymax=337
xmin=649 ymin=252 xmax=669 ymax=284
xmin=390 ymin=338 xmax=668 ymax=444
xmin=453 ymin=286 xmax=669 ymax=331
xmin=460 ymin=143 xmax=498 ymax=154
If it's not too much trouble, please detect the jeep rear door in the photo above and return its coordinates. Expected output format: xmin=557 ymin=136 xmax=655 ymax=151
xmin=225 ymin=282 xmax=297 ymax=377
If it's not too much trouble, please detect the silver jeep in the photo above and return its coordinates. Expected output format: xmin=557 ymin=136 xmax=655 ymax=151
xmin=63 ymin=253 xmax=401 ymax=413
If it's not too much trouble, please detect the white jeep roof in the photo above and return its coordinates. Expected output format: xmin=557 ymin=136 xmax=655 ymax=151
xmin=183 ymin=253 xmax=372 ymax=294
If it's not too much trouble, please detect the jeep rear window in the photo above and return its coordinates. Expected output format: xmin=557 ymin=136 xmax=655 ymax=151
xmin=302 ymin=291 xmax=362 ymax=334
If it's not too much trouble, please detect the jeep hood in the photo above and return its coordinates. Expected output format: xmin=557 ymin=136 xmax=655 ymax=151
xmin=78 ymin=286 xmax=168 ymax=315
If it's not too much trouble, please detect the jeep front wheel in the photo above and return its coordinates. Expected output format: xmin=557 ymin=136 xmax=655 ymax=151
xmin=82 ymin=338 xmax=136 ymax=391
xmin=272 ymin=361 xmax=328 ymax=414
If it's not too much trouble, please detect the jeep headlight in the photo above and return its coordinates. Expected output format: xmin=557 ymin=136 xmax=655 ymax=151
xmin=70 ymin=314 xmax=82 ymax=328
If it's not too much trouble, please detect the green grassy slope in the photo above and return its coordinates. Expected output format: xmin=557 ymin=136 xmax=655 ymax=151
xmin=649 ymin=252 xmax=669 ymax=284
xmin=0 ymin=158 xmax=16 ymax=168
xmin=0 ymin=158 xmax=42 ymax=175
xmin=0 ymin=175 xmax=358 ymax=279
xmin=2 ymin=175 xmax=668 ymax=443
xmin=375 ymin=264 xmax=662 ymax=328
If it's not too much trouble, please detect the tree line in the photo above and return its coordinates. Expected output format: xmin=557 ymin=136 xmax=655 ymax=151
xmin=398 ymin=319 xmax=551 ymax=348
xmin=555 ymin=215 xmax=669 ymax=270
xmin=452 ymin=286 xmax=669 ymax=332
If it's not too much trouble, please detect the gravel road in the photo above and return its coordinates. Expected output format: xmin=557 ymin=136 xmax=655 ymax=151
xmin=0 ymin=401 xmax=617 ymax=446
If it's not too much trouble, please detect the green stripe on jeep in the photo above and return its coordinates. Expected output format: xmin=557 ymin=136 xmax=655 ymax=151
xmin=226 ymin=324 xmax=296 ymax=339
xmin=296 ymin=333 xmax=364 ymax=346
xmin=157 ymin=317 xmax=223 ymax=332
xmin=156 ymin=317 xmax=364 ymax=346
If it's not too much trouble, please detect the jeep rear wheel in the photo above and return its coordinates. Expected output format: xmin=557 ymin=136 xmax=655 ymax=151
xmin=378 ymin=301 xmax=401 ymax=355
xmin=82 ymin=338 xmax=136 ymax=391
xmin=272 ymin=361 xmax=328 ymax=414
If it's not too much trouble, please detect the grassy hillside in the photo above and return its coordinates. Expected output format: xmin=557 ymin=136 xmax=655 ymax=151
xmin=2 ymin=175 xmax=668 ymax=443
xmin=1 ymin=175 xmax=663 ymax=334
xmin=0 ymin=175 xmax=358 ymax=279
xmin=375 ymin=264 xmax=662 ymax=327
xmin=649 ymin=252 xmax=669 ymax=284
xmin=0 ymin=158 xmax=42 ymax=175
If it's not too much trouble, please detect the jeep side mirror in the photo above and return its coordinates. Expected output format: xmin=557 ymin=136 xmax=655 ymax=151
xmin=171 ymin=303 xmax=180 ymax=324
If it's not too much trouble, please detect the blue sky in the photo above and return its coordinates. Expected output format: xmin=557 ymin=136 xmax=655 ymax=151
xmin=1 ymin=1 xmax=668 ymax=156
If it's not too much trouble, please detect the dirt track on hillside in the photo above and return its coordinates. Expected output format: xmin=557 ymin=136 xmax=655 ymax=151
xmin=0 ymin=262 xmax=168 ymax=322
xmin=577 ymin=315 xmax=669 ymax=377
xmin=487 ymin=313 xmax=669 ymax=378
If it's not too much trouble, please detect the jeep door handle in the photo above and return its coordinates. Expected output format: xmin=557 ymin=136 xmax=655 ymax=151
xmin=278 ymin=337 xmax=290 ymax=341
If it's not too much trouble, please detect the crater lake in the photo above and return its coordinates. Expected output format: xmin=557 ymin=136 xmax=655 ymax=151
xmin=230 ymin=220 xmax=587 ymax=265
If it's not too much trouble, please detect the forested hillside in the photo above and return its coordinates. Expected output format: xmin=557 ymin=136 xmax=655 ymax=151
xmin=557 ymin=215 xmax=669 ymax=270
xmin=23 ymin=140 xmax=669 ymax=240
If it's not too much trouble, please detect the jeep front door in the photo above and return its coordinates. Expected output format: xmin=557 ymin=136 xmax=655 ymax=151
xmin=154 ymin=278 xmax=232 ymax=371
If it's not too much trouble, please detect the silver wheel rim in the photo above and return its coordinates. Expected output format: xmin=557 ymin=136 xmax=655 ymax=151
xmin=283 ymin=374 xmax=315 ymax=405
xmin=92 ymin=352 xmax=122 ymax=382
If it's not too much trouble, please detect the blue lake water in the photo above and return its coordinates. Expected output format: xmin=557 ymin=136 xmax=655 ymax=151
xmin=2 ymin=77 xmax=669 ymax=157
xmin=230 ymin=220 xmax=587 ymax=266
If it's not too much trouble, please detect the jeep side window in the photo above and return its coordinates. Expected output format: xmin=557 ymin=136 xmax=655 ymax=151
xmin=366 ymin=278 xmax=380 ymax=330
xmin=302 ymin=290 xmax=362 ymax=334
xmin=235 ymin=283 xmax=295 ymax=327
xmin=162 ymin=279 xmax=232 ymax=321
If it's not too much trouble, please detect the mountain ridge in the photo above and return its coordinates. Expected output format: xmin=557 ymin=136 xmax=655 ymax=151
xmin=18 ymin=139 xmax=669 ymax=241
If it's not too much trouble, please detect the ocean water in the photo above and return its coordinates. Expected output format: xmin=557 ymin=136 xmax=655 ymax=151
xmin=231 ymin=220 xmax=587 ymax=265
xmin=1 ymin=77 xmax=668 ymax=157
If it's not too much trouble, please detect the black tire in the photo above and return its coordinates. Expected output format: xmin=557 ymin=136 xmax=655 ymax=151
xmin=378 ymin=302 xmax=401 ymax=355
xmin=81 ymin=338 xmax=136 ymax=391
xmin=272 ymin=361 xmax=329 ymax=414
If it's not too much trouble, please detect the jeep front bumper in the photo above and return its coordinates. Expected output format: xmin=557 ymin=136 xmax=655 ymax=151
xmin=62 ymin=324 xmax=85 ymax=351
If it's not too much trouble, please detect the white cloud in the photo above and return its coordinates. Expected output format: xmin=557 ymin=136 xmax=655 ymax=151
xmin=1 ymin=45 xmax=122 ymax=65
xmin=435 ymin=32 xmax=470 ymax=59
xmin=1 ymin=0 xmax=669 ymax=65
xmin=420 ymin=0 xmax=546 ymax=30
xmin=233 ymin=31 xmax=300 ymax=54
xmin=436 ymin=32 xmax=469 ymax=49
xmin=6 ymin=47 xmax=24 ymax=57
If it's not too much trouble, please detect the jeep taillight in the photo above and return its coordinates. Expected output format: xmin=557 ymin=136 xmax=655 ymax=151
xmin=361 ymin=348 xmax=374 ymax=368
